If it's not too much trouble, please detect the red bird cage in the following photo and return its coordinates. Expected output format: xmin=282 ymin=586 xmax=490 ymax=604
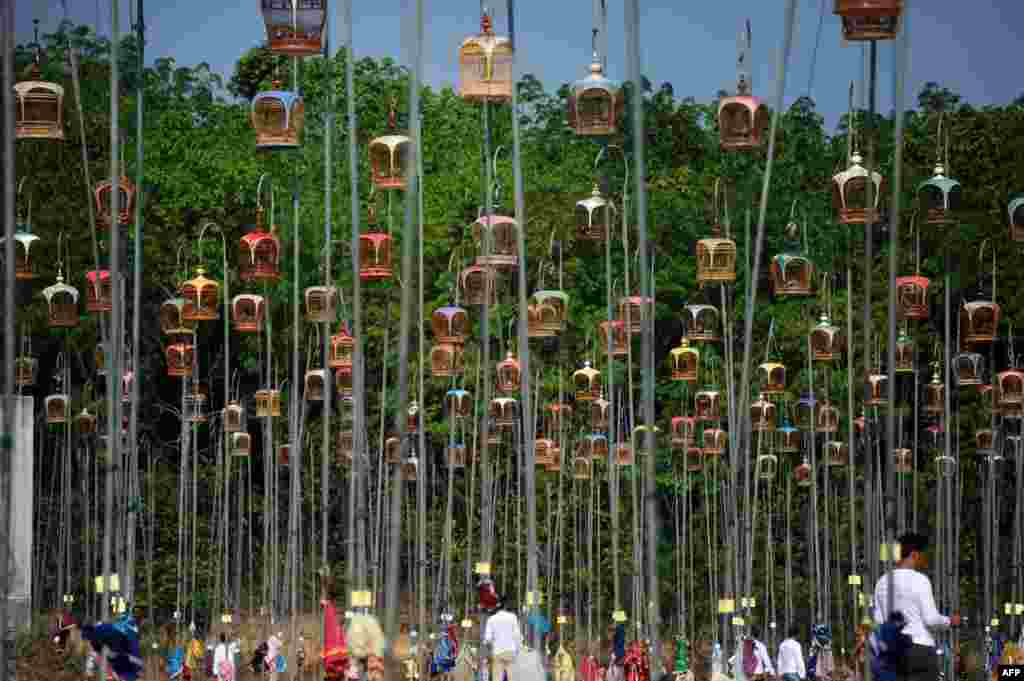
xmin=231 ymin=294 xmax=266 ymax=333
xmin=94 ymin=177 xmax=136 ymax=231
xmin=794 ymin=460 xmax=812 ymax=487
xmin=671 ymin=416 xmax=697 ymax=450
xmin=329 ymin=324 xmax=355 ymax=369
xmin=260 ymin=0 xmax=326 ymax=56
xmin=495 ymin=351 xmax=522 ymax=394
xmin=335 ymin=366 xmax=354 ymax=398
xmin=896 ymin=275 xmax=930 ymax=320
xmin=165 ymin=342 xmax=195 ymax=378
xmin=834 ymin=0 xmax=903 ymax=41
xmin=85 ymin=269 xmax=113 ymax=313
xmin=238 ymin=220 xmax=281 ymax=282
xmin=684 ymin=446 xmax=704 ymax=472
xmin=359 ymin=232 xmax=394 ymax=281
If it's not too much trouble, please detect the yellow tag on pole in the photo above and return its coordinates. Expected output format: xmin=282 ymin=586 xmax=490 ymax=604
xmin=351 ymin=590 xmax=373 ymax=608
xmin=858 ymin=593 xmax=867 ymax=607
xmin=879 ymin=543 xmax=901 ymax=562
xmin=613 ymin=610 xmax=628 ymax=623
xmin=991 ymin=618 xmax=1000 ymax=627
xmin=475 ymin=562 xmax=492 ymax=576
xmin=732 ymin=617 xmax=745 ymax=626
xmin=557 ymin=615 xmax=569 ymax=625
xmin=461 ymin=619 xmax=473 ymax=629
xmin=718 ymin=599 xmax=735 ymax=614
xmin=1005 ymin=603 xmax=1013 ymax=615
xmin=848 ymin=575 xmax=862 ymax=586
xmin=1016 ymin=604 xmax=1024 ymax=615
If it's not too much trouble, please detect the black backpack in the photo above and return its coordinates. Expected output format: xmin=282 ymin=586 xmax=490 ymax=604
xmin=252 ymin=641 xmax=269 ymax=673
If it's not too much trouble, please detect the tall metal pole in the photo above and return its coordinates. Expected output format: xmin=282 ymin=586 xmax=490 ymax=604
xmin=416 ymin=0 xmax=428 ymax=648
xmin=321 ymin=0 xmax=335 ymax=576
xmin=863 ymin=40 xmax=878 ymax=591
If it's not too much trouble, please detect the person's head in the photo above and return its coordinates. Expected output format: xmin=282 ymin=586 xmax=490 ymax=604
xmin=788 ymin=625 xmax=800 ymax=640
xmin=220 ymin=633 xmax=226 ymax=644
xmin=897 ymin=532 xmax=929 ymax=570
xmin=749 ymin=625 xmax=761 ymax=641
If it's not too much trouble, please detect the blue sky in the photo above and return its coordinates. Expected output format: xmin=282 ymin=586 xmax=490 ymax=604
xmin=14 ymin=0 xmax=1024 ymax=129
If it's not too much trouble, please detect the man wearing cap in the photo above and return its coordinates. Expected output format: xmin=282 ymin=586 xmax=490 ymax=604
xmin=484 ymin=597 xmax=522 ymax=681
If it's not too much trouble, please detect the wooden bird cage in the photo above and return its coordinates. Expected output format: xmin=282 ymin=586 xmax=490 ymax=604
xmin=369 ymin=134 xmax=411 ymax=191
xmin=304 ymin=286 xmax=338 ymax=323
xmin=935 ymin=453 xmax=956 ymax=478
xmin=231 ymin=294 xmax=266 ymax=334
xmin=160 ymin=298 xmax=198 ymax=337
xmin=473 ymin=215 xmax=519 ymax=270
xmin=165 ymin=342 xmax=194 ymax=378
xmin=495 ymin=351 xmax=521 ymax=394
xmin=893 ymin=448 xmax=913 ymax=474
xmin=279 ymin=444 xmax=291 ymax=467
xmin=445 ymin=388 xmax=473 ymax=419
xmin=718 ymin=96 xmax=769 ymax=152
xmin=1 ymin=229 xmax=40 ymax=280
xmin=923 ymin=374 xmax=944 ymax=414
xmin=831 ymin=153 xmax=884 ymax=225
xmin=238 ymin=227 xmax=282 ymax=282
xmin=572 ymin=456 xmax=592 ymax=480
xmin=75 ymin=407 xmax=97 ymax=435
xmin=338 ymin=430 xmax=354 ymax=465
xmin=960 ymin=300 xmax=1000 ymax=345
xmin=94 ymin=176 xmax=136 ymax=231
xmin=755 ymin=453 xmax=778 ymax=481
xmin=85 ymin=269 xmax=113 ymax=313
xmin=545 ymin=447 xmax=562 ymax=472
xmin=568 ymin=55 xmax=623 ymax=136
xmin=776 ymin=424 xmax=800 ymax=453
xmin=770 ymin=254 xmax=814 ymax=297
xmin=230 ymin=432 xmax=252 ymax=457
xmin=795 ymin=395 xmax=816 ymax=429
xmin=329 ymin=325 xmax=354 ymax=368
xmin=576 ymin=185 xmax=615 ymax=241
xmin=670 ymin=338 xmax=699 ymax=383
xmin=865 ymin=371 xmax=888 ymax=406
xmin=528 ymin=301 xmax=558 ymax=338
xmin=1009 ymin=197 xmax=1024 ymax=242
xmin=615 ymin=442 xmax=634 ymax=466
xmin=43 ymin=273 xmax=80 ymax=328
xmin=684 ymin=304 xmax=721 ymax=343
xmin=918 ymin=166 xmax=961 ymax=226
xmin=260 ymin=0 xmax=326 ymax=56
xmin=816 ymin=402 xmax=840 ymax=434
xmin=447 ymin=444 xmax=469 ymax=469
xmin=184 ymin=385 xmax=208 ymax=423
xmin=535 ymin=438 xmax=555 ymax=467
xmin=533 ymin=291 xmax=568 ymax=334
xmin=895 ymin=333 xmax=915 ymax=374
xmin=255 ymin=388 xmax=282 ymax=418
xmin=695 ymin=389 xmax=721 ymax=422
xmin=573 ymin=362 xmax=601 ymax=402
xmin=544 ymin=403 xmax=573 ymax=436
xmin=14 ymin=74 xmax=64 ymax=140
xmin=359 ymin=233 xmax=394 ymax=281
xmin=460 ymin=265 xmax=498 ymax=306
xmin=671 ymin=416 xmax=697 ymax=450
xmin=954 ymin=352 xmax=984 ymax=386
xmin=432 ymin=305 xmax=469 ymax=345
xmin=834 ymin=0 xmax=903 ymax=41
xmin=684 ymin=445 xmax=704 ymax=472
xmin=180 ymin=268 xmax=221 ymax=321
xmin=335 ymin=365 xmax=353 ymax=397
xmin=976 ymin=429 xmax=994 ymax=454
xmin=794 ymin=461 xmax=812 ymax=487
xmin=490 ymin=398 xmax=518 ymax=427
xmin=15 ymin=355 xmax=37 ymax=388
xmin=696 ymin=238 xmax=737 ymax=285
xmin=224 ymin=401 xmax=244 ymax=433
xmin=304 ymin=369 xmax=328 ymax=402
xmin=826 ymin=441 xmax=849 ymax=467
xmin=703 ymin=428 xmax=727 ymax=457
xmin=997 ymin=369 xmax=1024 ymax=407
xmin=618 ymin=296 xmax=653 ymax=335
xmin=252 ymin=84 xmax=304 ymax=150
xmin=758 ymin=362 xmax=786 ymax=395
xmin=591 ymin=398 xmax=610 ymax=431
xmin=598 ymin=319 xmax=629 ymax=357
xmin=580 ymin=434 xmax=609 ymax=462
xmin=430 ymin=343 xmax=465 ymax=377
xmin=385 ymin=436 xmax=402 ymax=465
xmin=458 ymin=14 xmax=513 ymax=103
xmin=896 ymin=275 xmax=930 ymax=320
xmin=810 ymin=315 xmax=841 ymax=362
xmin=45 ymin=394 xmax=70 ymax=425
xmin=750 ymin=395 xmax=776 ymax=433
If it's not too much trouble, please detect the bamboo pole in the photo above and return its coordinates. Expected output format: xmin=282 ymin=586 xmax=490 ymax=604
xmin=0 ymin=3 xmax=14 ymax=666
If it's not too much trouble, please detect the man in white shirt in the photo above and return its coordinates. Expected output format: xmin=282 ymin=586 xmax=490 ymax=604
xmin=213 ymin=632 xmax=235 ymax=681
xmin=872 ymin=532 xmax=960 ymax=681
xmin=776 ymin=626 xmax=806 ymax=681
xmin=484 ymin=598 xmax=522 ymax=681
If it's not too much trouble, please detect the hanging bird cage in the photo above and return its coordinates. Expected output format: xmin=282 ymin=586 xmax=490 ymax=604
xmin=831 ymin=153 xmax=884 ymax=225
xmin=924 ymin=370 xmax=945 ymax=414
xmin=407 ymin=401 xmax=421 ymax=433
xmin=43 ymin=271 xmax=80 ymax=329
xmin=15 ymin=354 xmax=37 ymax=388
xmin=445 ymin=389 xmax=473 ymax=419
xmin=358 ymin=233 xmax=394 ymax=281
xmin=795 ymin=395 xmax=816 ymax=429
xmin=231 ymin=294 xmax=266 ymax=333
xmin=473 ymin=215 xmax=519 ymax=270
xmin=224 ymin=400 xmax=244 ymax=433
xmin=1 ymin=229 xmax=39 ymax=280
xmin=304 ymin=286 xmax=338 ymax=323
xmin=776 ymin=422 xmax=800 ymax=454
xmin=825 ymin=441 xmax=849 ymax=467
xmin=528 ymin=301 xmax=557 ymax=338
xmin=935 ymin=452 xmax=956 ymax=478
xmin=458 ymin=13 xmax=513 ymax=103
xmin=960 ymin=300 xmax=1000 ymax=345
xmin=573 ymin=362 xmax=602 ymax=402
xmin=976 ymin=429 xmax=995 ymax=454
xmin=758 ymin=362 xmax=786 ymax=395
xmin=304 ymin=369 xmax=328 ymax=402
xmin=997 ymin=368 xmax=1024 ymax=407
xmin=615 ymin=442 xmax=634 ymax=466
xmin=184 ymin=384 xmax=209 ymax=423
xmin=834 ymin=0 xmax=903 ymax=41
xmin=385 ymin=436 xmax=402 ymax=465
xmin=576 ymin=185 xmax=615 ymax=241
xmin=45 ymin=393 xmax=70 ymax=425
xmin=572 ymin=456 xmax=592 ymax=480
xmin=591 ymin=397 xmax=610 ymax=430
xmin=432 ymin=305 xmax=469 ymax=345
xmin=895 ymin=275 xmax=930 ymax=320
xmin=490 ymin=397 xmax=518 ymax=427
xmin=447 ymin=444 xmax=469 ymax=469
xmin=618 ymin=296 xmax=653 ymax=335
xmin=918 ymin=164 xmax=961 ymax=226
xmin=255 ymin=388 xmax=283 ymax=417
xmin=230 ymin=432 xmax=252 ymax=457
xmin=794 ymin=460 xmax=812 ymax=487
xmin=545 ymin=447 xmax=562 ymax=472
xmin=1009 ymin=197 xmax=1024 ymax=242
xmin=279 ymin=444 xmax=291 ymax=466
xmin=703 ymin=428 xmax=727 ymax=457
xmin=335 ymin=365 xmax=354 ymax=397
xmin=865 ymin=371 xmax=888 ymax=406
xmin=369 ymin=134 xmax=411 ymax=191
xmin=695 ymin=389 xmax=721 ymax=422
xmin=696 ymin=239 xmax=737 ymax=285
xmin=329 ymin=324 xmax=355 ymax=368
xmin=580 ymin=433 xmax=609 ymax=461
xmin=338 ymin=430 xmax=354 ymax=465
xmin=14 ymin=50 xmax=64 ymax=140
xmin=895 ymin=332 xmax=915 ymax=374
xmin=431 ymin=343 xmax=465 ymax=377
xmin=632 ymin=424 xmax=660 ymax=454
xmin=252 ymin=80 xmax=304 ymax=150
xmin=496 ymin=351 xmax=522 ymax=394
xmin=533 ymin=290 xmax=569 ymax=334
xmin=460 ymin=265 xmax=498 ymax=306
xmin=75 ymin=407 xmax=97 ymax=435
xmin=568 ymin=53 xmax=623 ymax=136
xmin=770 ymin=254 xmax=814 ymax=297
xmin=535 ymin=438 xmax=555 ymax=467
xmin=238 ymin=221 xmax=282 ymax=282
xmin=544 ymin=403 xmax=573 ymax=435
xmin=816 ymin=402 xmax=840 ymax=434
xmin=180 ymin=268 xmax=221 ymax=321
xmin=85 ymin=269 xmax=113 ymax=313
xmin=954 ymin=351 xmax=984 ymax=386
xmin=160 ymin=298 xmax=198 ymax=337
xmin=893 ymin=448 xmax=913 ymax=474
xmin=755 ymin=453 xmax=778 ymax=481
xmin=669 ymin=338 xmax=699 ymax=383
xmin=598 ymin=320 xmax=629 ymax=357
xmin=121 ymin=369 xmax=135 ymax=404
xmin=750 ymin=395 xmax=776 ymax=433
xmin=260 ymin=0 xmax=326 ymax=56
xmin=94 ymin=177 xmax=136 ymax=231
xmin=810 ymin=314 xmax=841 ymax=362
xmin=164 ymin=342 xmax=194 ymax=378
xmin=673 ymin=444 xmax=699 ymax=472
xmin=684 ymin=304 xmax=721 ymax=343
xmin=671 ymin=416 xmax=697 ymax=450
xmin=719 ymin=96 xmax=768 ymax=152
